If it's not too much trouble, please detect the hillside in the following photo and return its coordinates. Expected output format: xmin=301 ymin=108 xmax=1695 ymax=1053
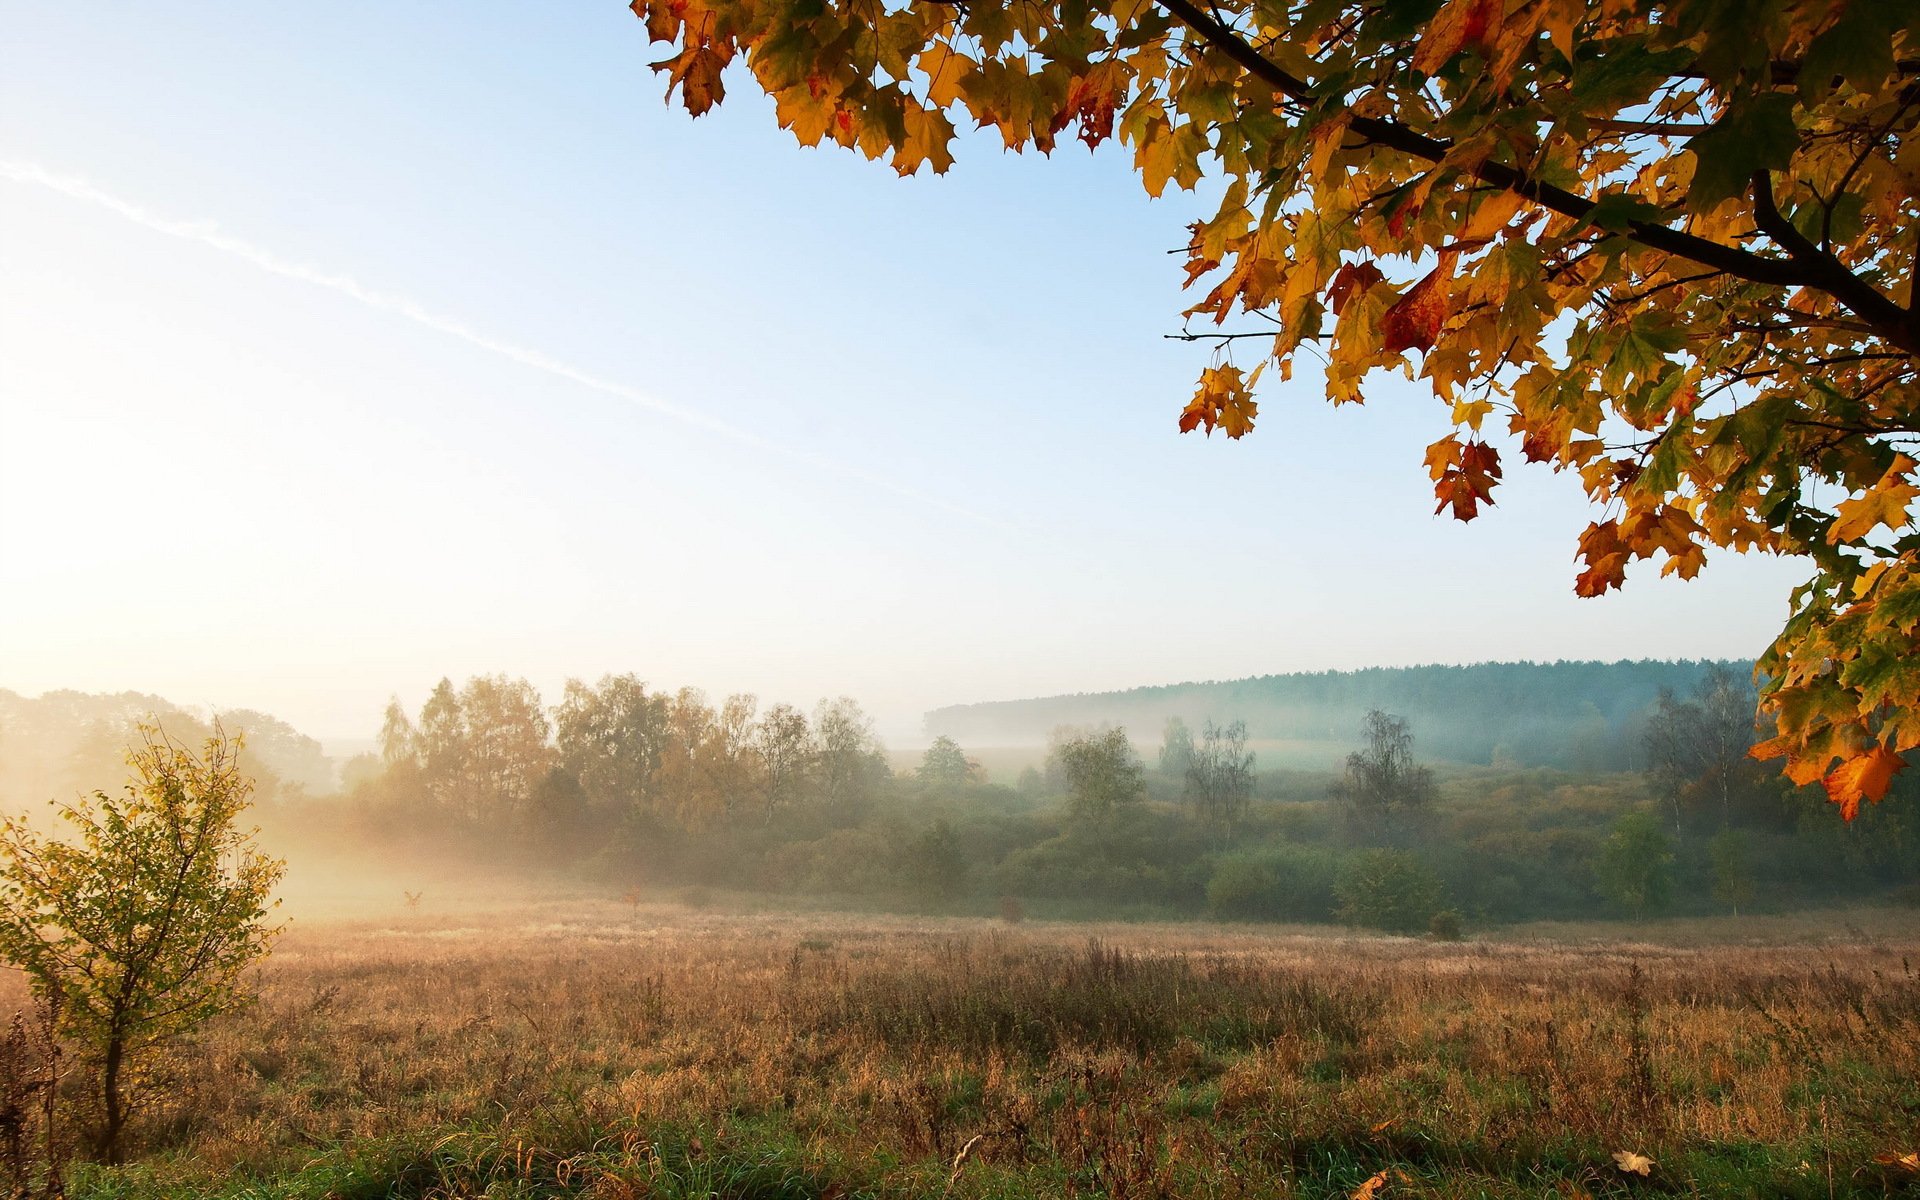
xmin=923 ymin=659 xmax=1751 ymax=770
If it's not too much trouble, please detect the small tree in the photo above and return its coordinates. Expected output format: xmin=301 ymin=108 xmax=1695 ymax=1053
xmin=1056 ymin=728 xmax=1143 ymax=837
xmin=1596 ymin=810 xmax=1675 ymax=922
xmin=1334 ymin=850 xmax=1444 ymax=935
xmin=909 ymin=818 xmax=968 ymax=905
xmin=1709 ymin=829 xmax=1756 ymax=917
xmin=1157 ymin=718 xmax=1195 ymax=781
xmin=918 ymin=736 xmax=976 ymax=787
xmin=1331 ymin=710 xmax=1435 ymax=846
xmin=0 ymin=726 xmax=285 ymax=1163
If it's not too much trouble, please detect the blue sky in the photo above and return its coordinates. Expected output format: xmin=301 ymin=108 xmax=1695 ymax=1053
xmin=0 ymin=2 xmax=1806 ymax=744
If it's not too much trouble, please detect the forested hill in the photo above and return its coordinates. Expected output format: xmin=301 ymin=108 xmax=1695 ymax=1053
xmin=0 ymin=689 xmax=335 ymax=807
xmin=924 ymin=660 xmax=1752 ymax=771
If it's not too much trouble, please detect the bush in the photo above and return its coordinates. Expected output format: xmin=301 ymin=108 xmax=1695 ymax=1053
xmin=997 ymin=895 xmax=1026 ymax=924
xmin=1206 ymin=846 xmax=1345 ymax=923
xmin=1335 ymin=850 xmax=1444 ymax=934
xmin=1427 ymin=909 xmax=1463 ymax=941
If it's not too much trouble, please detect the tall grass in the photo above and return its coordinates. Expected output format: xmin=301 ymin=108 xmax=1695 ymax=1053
xmin=8 ymin=903 xmax=1917 ymax=1198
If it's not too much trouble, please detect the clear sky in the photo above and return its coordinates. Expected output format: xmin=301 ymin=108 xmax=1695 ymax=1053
xmin=0 ymin=2 xmax=1807 ymax=746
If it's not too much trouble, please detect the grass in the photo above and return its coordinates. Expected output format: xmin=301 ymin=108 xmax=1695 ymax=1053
xmin=10 ymin=895 xmax=1920 ymax=1198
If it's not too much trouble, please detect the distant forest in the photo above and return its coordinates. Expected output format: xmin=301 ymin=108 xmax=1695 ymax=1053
xmin=924 ymin=659 xmax=1751 ymax=770
xmin=4 ymin=667 xmax=1913 ymax=930
xmin=0 ymin=688 xmax=335 ymax=811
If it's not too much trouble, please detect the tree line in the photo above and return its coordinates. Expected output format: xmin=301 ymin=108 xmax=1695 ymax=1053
xmin=357 ymin=675 xmax=890 ymax=839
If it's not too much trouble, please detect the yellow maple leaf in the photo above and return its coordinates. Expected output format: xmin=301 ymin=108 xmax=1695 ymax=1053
xmin=1612 ymin=1149 xmax=1655 ymax=1176
xmin=1872 ymin=1150 xmax=1920 ymax=1174
xmin=1828 ymin=454 xmax=1919 ymax=544
xmin=1350 ymin=1168 xmax=1391 ymax=1199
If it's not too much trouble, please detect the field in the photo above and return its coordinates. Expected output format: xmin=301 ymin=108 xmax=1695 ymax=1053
xmin=15 ymin=890 xmax=1920 ymax=1199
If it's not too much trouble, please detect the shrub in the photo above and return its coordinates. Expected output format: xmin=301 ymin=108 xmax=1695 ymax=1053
xmin=1427 ymin=910 xmax=1463 ymax=941
xmin=1334 ymin=850 xmax=1444 ymax=934
xmin=1206 ymin=857 xmax=1278 ymax=920
xmin=1207 ymin=846 xmax=1345 ymax=923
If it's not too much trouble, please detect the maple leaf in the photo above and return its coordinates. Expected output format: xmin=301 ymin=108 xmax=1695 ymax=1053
xmin=1822 ymin=743 xmax=1907 ymax=821
xmin=1179 ymin=365 xmax=1259 ymax=437
xmin=1380 ymin=257 xmax=1456 ymax=355
xmin=1827 ymin=454 xmax=1919 ymax=544
xmin=1411 ymin=0 xmax=1502 ymax=76
xmin=1872 ymin=1151 xmax=1920 ymax=1175
xmin=1350 ymin=1169 xmax=1391 ymax=1200
xmin=1575 ymin=520 xmax=1630 ymax=597
xmin=654 ymin=44 xmax=732 ymax=117
xmin=1329 ymin=261 xmax=1385 ymax=316
xmin=1433 ymin=439 xmax=1501 ymax=521
xmin=1052 ymin=63 xmax=1126 ymax=149
xmin=1612 ymin=1150 xmax=1655 ymax=1176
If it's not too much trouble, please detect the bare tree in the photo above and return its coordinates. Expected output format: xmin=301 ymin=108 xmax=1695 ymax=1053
xmin=1643 ymin=665 xmax=1762 ymax=832
xmin=1331 ymin=710 xmax=1434 ymax=846
xmin=1185 ymin=719 xmax=1255 ymax=844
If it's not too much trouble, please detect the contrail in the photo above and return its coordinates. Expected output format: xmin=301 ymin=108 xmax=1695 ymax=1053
xmin=0 ymin=159 xmax=991 ymax=523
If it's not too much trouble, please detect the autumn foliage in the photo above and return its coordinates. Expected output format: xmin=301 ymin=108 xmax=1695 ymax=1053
xmin=629 ymin=0 xmax=1920 ymax=817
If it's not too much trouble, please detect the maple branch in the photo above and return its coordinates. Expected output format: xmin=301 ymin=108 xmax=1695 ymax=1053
xmin=1150 ymin=0 xmax=1920 ymax=356
xmin=1164 ymin=330 xmax=1288 ymax=342
xmin=1591 ymin=119 xmax=1709 ymax=136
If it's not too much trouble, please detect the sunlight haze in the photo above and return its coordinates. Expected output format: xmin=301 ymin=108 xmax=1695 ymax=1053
xmin=0 ymin=2 xmax=1804 ymax=743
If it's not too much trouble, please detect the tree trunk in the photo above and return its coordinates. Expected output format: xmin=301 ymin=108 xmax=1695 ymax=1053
xmin=99 ymin=1035 xmax=123 ymax=1166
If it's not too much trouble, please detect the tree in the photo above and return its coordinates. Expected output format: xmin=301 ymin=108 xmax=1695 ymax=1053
xmin=554 ymin=675 xmax=671 ymax=820
xmin=1334 ymin=850 xmax=1445 ymax=934
xmin=814 ymin=697 xmax=887 ymax=808
xmin=651 ymin=688 xmax=724 ymax=829
xmin=455 ymin=676 xmax=553 ymax=825
xmin=711 ymin=693 xmax=763 ymax=820
xmin=918 ymin=735 xmax=977 ymax=786
xmin=0 ymin=727 xmax=284 ymax=1163
xmin=1157 ymin=717 xmax=1195 ymax=780
xmin=1055 ymin=727 xmax=1144 ymax=832
xmin=1185 ymin=718 xmax=1255 ymax=841
xmin=1643 ymin=664 xmax=1765 ymax=831
xmin=1597 ymin=810 xmax=1676 ymax=921
xmin=754 ymin=702 xmax=816 ymax=822
xmin=908 ymin=818 xmax=968 ymax=903
xmin=631 ymin=0 xmax=1920 ymax=816
xmin=1331 ymin=710 xmax=1435 ymax=845
xmin=1709 ymin=828 xmax=1756 ymax=916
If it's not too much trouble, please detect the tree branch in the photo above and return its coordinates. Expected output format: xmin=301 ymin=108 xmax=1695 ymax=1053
xmin=1152 ymin=0 xmax=1920 ymax=355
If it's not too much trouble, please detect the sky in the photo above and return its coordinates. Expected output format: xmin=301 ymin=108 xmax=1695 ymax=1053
xmin=0 ymin=2 xmax=1809 ymax=747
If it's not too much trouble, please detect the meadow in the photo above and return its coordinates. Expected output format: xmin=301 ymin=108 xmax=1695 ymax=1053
xmin=18 ymin=889 xmax=1920 ymax=1199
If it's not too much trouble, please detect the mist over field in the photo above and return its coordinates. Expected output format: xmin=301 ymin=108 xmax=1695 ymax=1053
xmin=5 ymin=661 xmax=1915 ymax=931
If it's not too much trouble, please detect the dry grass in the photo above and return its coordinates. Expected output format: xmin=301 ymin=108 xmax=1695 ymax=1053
xmin=12 ymin=898 xmax=1920 ymax=1198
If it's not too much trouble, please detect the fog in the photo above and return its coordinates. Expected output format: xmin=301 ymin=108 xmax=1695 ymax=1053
xmin=4 ymin=668 xmax=1915 ymax=933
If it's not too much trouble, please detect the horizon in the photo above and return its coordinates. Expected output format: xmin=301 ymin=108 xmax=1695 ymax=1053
xmin=5 ymin=652 xmax=1757 ymax=755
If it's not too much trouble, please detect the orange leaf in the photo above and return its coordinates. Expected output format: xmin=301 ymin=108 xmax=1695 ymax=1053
xmin=1330 ymin=260 xmax=1386 ymax=317
xmin=1052 ymin=62 xmax=1125 ymax=149
xmin=1575 ymin=519 xmax=1629 ymax=597
xmin=1424 ymin=435 xmax=1461 ymax=481
xmin=1433 ymin=439 xmax=1502 ymax=521
xmin=1351 ymin=1169 xmax=1391 ymax=1200
xmin=1411 ymin=0 xmax=1503 ymax=75
xmin=1381 ymin=257 xmax=1456 ymax=355
xmin=1822 ymin=743 xmax=1906 ymax=821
